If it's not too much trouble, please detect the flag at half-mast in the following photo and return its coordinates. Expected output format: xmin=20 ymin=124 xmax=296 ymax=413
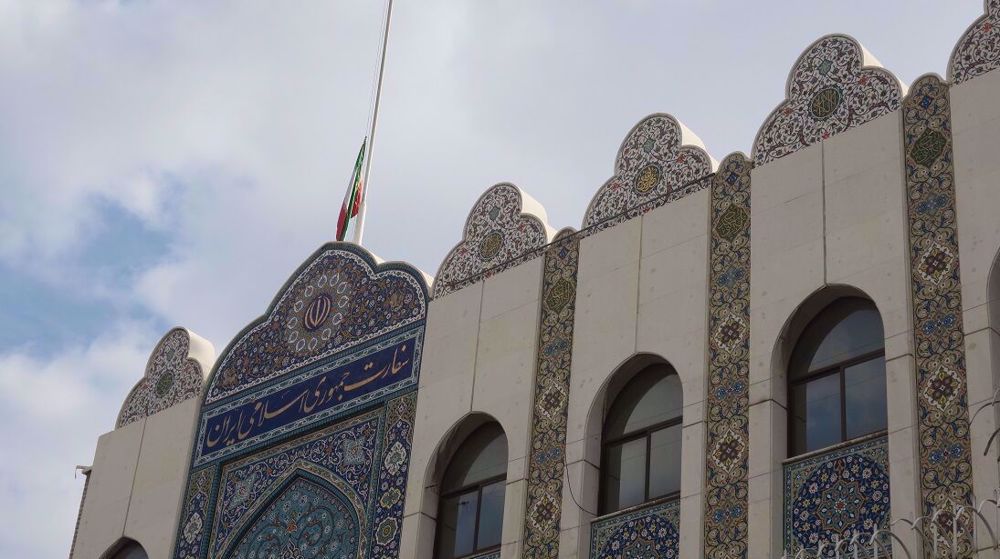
xmin=336 ymin=139 xmax=367 ymax=242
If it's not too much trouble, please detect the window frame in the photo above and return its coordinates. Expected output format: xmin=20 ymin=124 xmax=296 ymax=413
xmin=788 ymin=324 xmax=887 ymax=457
xmin=433 ymin=424 xmax=507 ymax=559
xmin=598 ymin=368 xmax=684 ymax=516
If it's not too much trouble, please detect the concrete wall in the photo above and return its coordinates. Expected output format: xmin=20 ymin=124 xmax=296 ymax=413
xmin=402 ymin=258 xmax=544 ymax=559
xmin=747 ymin=110 xmax=919 ymax=558
xmin=953 ymin=68 xmax=1000 ymax=554
xmin=71 ymin=398 xmax=200 ymax=559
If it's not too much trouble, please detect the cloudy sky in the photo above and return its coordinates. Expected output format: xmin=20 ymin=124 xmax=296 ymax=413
xmin=0 ymin=0 xmax=988 ymax=556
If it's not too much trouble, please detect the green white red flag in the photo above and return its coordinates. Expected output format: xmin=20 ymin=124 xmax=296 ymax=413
xmin=336 ymin=139 xmax=367 ymax=242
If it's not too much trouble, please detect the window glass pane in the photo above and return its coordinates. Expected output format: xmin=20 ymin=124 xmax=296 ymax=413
xmin=605 ymin=365 xmax=682 ymax=438
xmin=801 ymin=373 xmax=842 ymax=453
xmin=443 ymin=423 xmax=508 ymax=492
xmin=845 ymin=356 xmax=888 ymax=439
xmin=437 ymin=490 xmax=478 ymax=558
xmin=601 ymin=438 xmax=647 ymax=513
xmin=790 ymin=383 xmax=808 ymax=456
xmin=648 ymin=424 xmax=682 ymax=499
xmin=476 ymin=481 xmax=505 ymax=550
xmin=790 ymin=298 xmax=884 ymax=379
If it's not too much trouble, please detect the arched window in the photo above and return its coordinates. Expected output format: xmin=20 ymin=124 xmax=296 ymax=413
xmin=789 ymin=297 xmax=887 ymax=456
xmin=600 ymin=363 xmax=683 ymax=515
xmin=435 ymin=423 xmax=507 ymax=559
xmin=104 ymin=540 xmax=147 ymax=559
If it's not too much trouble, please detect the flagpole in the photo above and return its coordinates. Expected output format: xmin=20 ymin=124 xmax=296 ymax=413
xmin=353 ymin=0 xmax=394 ymax=246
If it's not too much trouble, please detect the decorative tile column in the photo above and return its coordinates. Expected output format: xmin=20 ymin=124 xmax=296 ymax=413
xmin=703 ymin=153 xmax=753 ymax=559
xmin=522 ymin=229 xmax=580 ymax=558
xmin=902 ymin=74 xmax=974 ymax=555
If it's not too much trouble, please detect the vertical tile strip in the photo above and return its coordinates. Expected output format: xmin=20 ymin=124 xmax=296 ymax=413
xmin=903 ymin=75 xmax=974 ymax=555
xmin=522 ymin=229 xmax=580 ymax=558
xmin=703 ymin=153 xmax=753 ymax=559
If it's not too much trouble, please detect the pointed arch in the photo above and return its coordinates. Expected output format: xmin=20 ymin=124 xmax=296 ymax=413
xmin=220 ymin=468 xmax=365 ymax=559
xmin=100 ymin=538 xmax=148 ymax=559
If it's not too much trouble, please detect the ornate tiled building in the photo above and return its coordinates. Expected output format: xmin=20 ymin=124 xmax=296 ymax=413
xmin=71 ymin=8 xmax=1000 ymax=559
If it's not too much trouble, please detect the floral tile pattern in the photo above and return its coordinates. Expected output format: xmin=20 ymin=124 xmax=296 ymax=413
xmin=583 ymin=114 xmax=714 ymax=233
xmin=433 ymin=183 xmax=552 ymax=298
xmin=783 ymin=436 xmax=891 ymax=558
xmin=205 ymin=244 xmax=427 ymax=405
xmin=752 ymin=35 xmax=902 ymax=166
xmin=117 ymin=327 xmax=208 ymax=428
xmin=590 ymin=500 xmax=680 ymax=559
xmin=950 ymin=0 xmax=1000 ymax=83
xmin=172 ymin=243 xmax=426 ymax=559
xmin=521 ymin=228 xmax=579 ymax=558
xmin=703 ymin=153 xmax=752 ymax=559
xmin=903 ymin=75 xmax=974 ymax=555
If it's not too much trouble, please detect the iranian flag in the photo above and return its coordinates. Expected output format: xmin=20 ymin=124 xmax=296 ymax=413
xmin=336 ymin=139 xmax=367 ymax=242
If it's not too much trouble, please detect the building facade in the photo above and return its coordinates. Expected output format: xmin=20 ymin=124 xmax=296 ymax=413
xmin=71 ymin=5 xmax=1000 ymax=558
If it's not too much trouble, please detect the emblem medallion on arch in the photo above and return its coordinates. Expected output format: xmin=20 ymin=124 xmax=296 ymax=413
xmin=433 ymin=182 xmax=554 ymax=298
xmin=583 ymin=113 xmax=715 ymax=232
xmin=752 ymin=34 xmax=903 ymax=166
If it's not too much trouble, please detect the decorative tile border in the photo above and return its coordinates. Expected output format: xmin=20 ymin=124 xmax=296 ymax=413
xmin=949 ymin=0 xmax=1000 ymax=84
xmin=783 ymin=436 xmax=891 ymax=557
xmin=522 ymin=228 xmax=580 ymax=558
xmin=590 ymin=499 xmax=681 ymax=558
xmin=433 ymin=183 xmax=552 ymax=298
xmin=583 ymin=113 xmax=714 ymax=231
xmin=703 ymin=153 xmax=752 ymax=559
xmin=752 ymin=34 xmax=902 ymax=166
xmin=172 ymin=392 xmax=416 ymax=559
xmin=117 ymin=328 xmax=208 ymax=428
xmin=903 ymin=74 xmax=974 ymax=555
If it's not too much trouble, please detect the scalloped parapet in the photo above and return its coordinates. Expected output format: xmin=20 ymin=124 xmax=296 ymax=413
xmin=432 ymin=183 xmax=554 ymax=298
xmin=950 ymin=0 xmax=1000 ymax=84
xmin=204 ymin=243 xmax=429 ymax=405
xmin=752 ymin=34 xmax=904 ymax=166
xmin=117 ymin=327 xmax=215 ymax=428
xmin=582 ymin=114 xmax=716 ymax=231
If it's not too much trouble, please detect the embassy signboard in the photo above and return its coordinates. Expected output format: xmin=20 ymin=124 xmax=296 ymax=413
xmin=194 ymin=328 xmax=421 ymax=466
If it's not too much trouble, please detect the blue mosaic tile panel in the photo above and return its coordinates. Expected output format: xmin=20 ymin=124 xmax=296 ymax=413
xmin=204 ymin=244 xmax=427 ymax=405
xmin=174 ymin=392 xmax=416 ymax=559
xmin=173 ymin=244 xmax=427 ymax=559
xmin=590 ymin=499 xmax=680 ymax=559
xmin=783 ymin=436 xmax=890 ymax=558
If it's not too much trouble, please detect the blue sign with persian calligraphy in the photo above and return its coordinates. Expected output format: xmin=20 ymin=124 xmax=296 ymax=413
xmin=195 ymin=330 xmax=420 ymax=465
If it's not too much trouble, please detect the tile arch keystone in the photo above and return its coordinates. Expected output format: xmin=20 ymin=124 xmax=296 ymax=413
xmin=752 ymin=33 xmax=905 ymax=167
xmin=432 ymin=182 xmax=555 ymax=299
xmin=583 ymin=113 xmax=717 ymax=231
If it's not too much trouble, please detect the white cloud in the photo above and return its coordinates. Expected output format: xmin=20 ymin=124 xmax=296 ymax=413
xmin=0 ymin=321 xmax=157 ymax=558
